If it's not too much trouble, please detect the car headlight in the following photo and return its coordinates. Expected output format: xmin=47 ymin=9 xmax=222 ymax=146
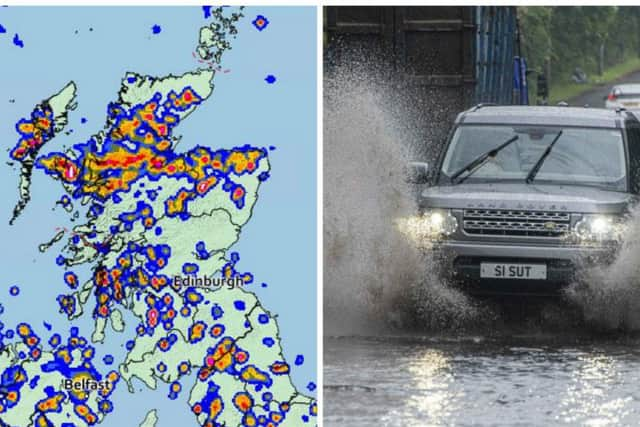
xmin=574 ymin=214 xmax=623 ymax=243
xmin=396 ymin=209 xmax=459 ymax=243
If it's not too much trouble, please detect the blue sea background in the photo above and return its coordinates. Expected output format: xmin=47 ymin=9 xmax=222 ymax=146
xmin=0 ymin=6 xmax=316 ymax=426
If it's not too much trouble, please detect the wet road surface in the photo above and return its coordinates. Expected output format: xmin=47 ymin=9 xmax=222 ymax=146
xmin=324 ymin=333 xmax=640 ymax=426
xmin=566 ymin=69 xmax=640 ymax=108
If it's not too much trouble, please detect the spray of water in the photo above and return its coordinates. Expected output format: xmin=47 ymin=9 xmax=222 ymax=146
xmin=565 ymin=209 xmax=640 ymax=331
xmin=323 ymin=65 xmax=484 ymax=336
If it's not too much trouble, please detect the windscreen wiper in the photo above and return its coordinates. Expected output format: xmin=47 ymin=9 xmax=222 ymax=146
xmin=450 ymin=135 xmax=519 ymax=184
xmin=525 ymin=130 xmax=563 ymax=184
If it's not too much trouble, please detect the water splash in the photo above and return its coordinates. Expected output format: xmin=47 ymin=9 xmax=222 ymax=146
xmin=565 ymin=209 xmax=640 ymax=331
xmin=323 ymin=64 xmax=484 ymax=335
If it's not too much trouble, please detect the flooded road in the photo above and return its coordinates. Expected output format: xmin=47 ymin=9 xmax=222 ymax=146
xmin=324 ymin=333 xmax=640 ymax=426
xmin=323 ymin=52 xmax=640 ymax=427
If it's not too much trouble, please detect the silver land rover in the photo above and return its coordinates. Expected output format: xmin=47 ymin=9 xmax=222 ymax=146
xmin=405 ymin=105 xmax=640 ymax=295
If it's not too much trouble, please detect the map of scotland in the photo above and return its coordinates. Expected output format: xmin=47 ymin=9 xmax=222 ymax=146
xmin=0 ymin=6 xmax=316 ymax=427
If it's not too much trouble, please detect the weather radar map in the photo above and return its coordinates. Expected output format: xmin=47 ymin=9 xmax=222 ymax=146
xmin=0 ymin=6 xmax=316 ymax=427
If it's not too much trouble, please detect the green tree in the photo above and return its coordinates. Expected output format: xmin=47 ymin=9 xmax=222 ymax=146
xmin=519 ymin=6 xmax=640 ymax=96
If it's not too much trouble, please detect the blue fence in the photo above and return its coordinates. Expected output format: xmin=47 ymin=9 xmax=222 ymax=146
xmin=474 ymin=6 xmax=518 ymax=105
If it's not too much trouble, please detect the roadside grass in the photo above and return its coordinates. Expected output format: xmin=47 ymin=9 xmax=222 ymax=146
xmin=549 ymin=57 xmax=640 ymax=104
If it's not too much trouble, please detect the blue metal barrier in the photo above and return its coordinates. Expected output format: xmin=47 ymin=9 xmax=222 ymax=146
xmin=474 ymin=6 xmax=518 ymax=105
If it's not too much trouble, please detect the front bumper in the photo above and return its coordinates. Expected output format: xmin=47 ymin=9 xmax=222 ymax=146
xmin=432 ymin=240 xmax=616 ymax=295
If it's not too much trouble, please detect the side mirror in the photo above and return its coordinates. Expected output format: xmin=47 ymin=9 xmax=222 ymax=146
xmin=404 ymin=162 xmax=430 ymax=184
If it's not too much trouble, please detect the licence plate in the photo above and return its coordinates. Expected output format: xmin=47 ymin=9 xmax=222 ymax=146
xmin=480 ymin=263 xmax=547 ymax=280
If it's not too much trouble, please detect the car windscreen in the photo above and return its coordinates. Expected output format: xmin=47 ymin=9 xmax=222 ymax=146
xmin=440 ymin=125 xmax=627 ymax=191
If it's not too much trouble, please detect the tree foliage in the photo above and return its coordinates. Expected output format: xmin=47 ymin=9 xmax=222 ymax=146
xmin=519 ymin=6 xmax=640 ymax=83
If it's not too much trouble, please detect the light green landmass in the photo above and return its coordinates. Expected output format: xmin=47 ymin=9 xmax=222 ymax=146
xmin=60 ymin=152 xmax=269 ymax=336
xmin=195 ymin=8 xmax=243 ymax=63
xmin=119 ymin=70 xmax=214 ymax=118
xmin=186 ymin=290 xmax=315 ymax=427
xmin=39 ymin=229 xmax=65 ymax=253
xmin=109 ymin=154 xmax=316 ymax=425
xmin=10 ymin=81 xmax=77 ymax=225
xmin=0 ymin=342 xmax=114 ymax=426
xmin=139 ymin=409 xmax=159 ymax=427
xmin=92 ymin=308 xmax=125 ymax=343
xmin=45 ymin=140 xmax=316 ymax=426
xmin=49 ymin=81 xmax=77 ymax=133
xmin=48 ymin=69 xmax=218 ymax=270
xmin=110 ymin=308 xmax=125 ymax=332
xmin=120 ymin=286 xmax=315 ymax=427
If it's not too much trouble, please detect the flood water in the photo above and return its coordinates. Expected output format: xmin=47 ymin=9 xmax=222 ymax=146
xmin=324 ymin=332 xmax=640 ymax=426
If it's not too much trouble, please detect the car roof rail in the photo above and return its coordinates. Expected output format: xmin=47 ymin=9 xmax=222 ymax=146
xmin=470 ymin=103 xmax=498 ymax=112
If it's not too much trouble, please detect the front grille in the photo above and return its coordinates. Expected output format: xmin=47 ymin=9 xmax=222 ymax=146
xmin=463 ymin=209 xmax=570 ymax=237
